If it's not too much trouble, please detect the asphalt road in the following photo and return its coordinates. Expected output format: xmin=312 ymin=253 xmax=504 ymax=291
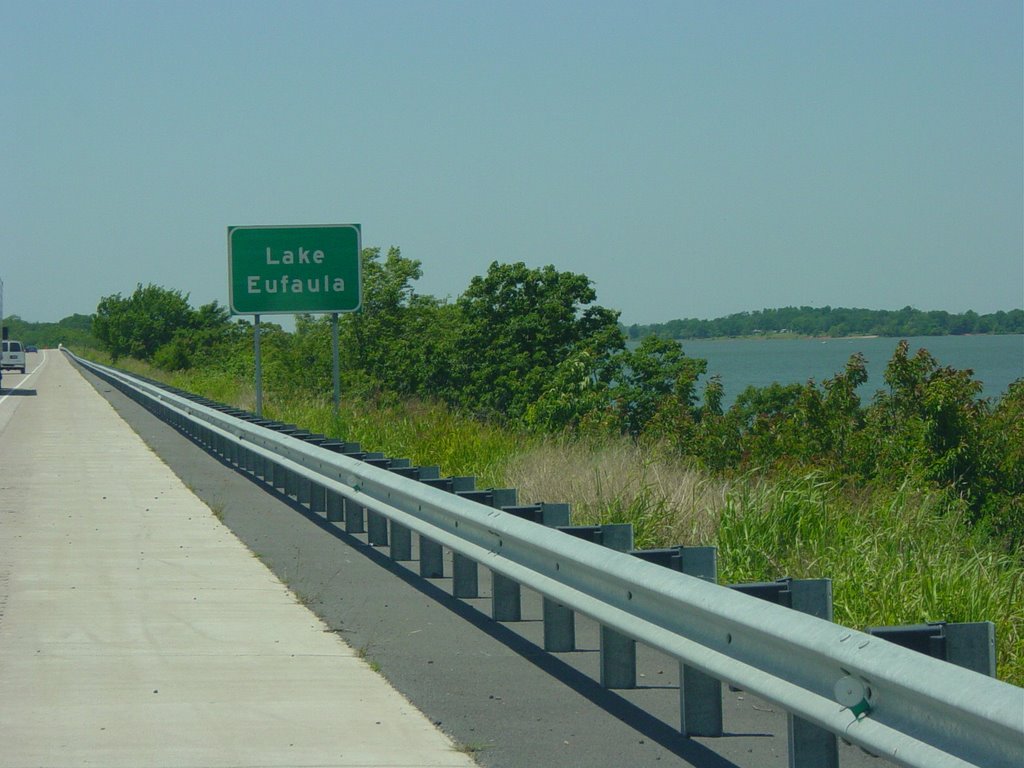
xmin=70 ymin=357 xmax=887 ymax=768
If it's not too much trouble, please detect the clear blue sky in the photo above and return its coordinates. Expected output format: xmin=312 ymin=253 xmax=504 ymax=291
xmin=2 ymin=0 xmax=1021 ymax=325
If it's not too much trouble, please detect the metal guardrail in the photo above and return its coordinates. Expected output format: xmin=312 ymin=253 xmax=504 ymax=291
xmin=69 ymin=352 xmax=1024 ymax=768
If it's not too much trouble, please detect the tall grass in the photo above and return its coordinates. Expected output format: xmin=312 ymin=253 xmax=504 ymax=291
xmin=504 ymin=438 xmax=728 ymax=549
xmin=717 ymin=472 xmax=1023 ymax=682
xmin=263 ymin=393 xmax=524 ymax=488
xmin=508 ymin=438 xmax=1022 ymax=681
xmin=80 ymin=353 xmax=521 ymax=486
xmin=175 ymin=367 xmax=255 ymax=409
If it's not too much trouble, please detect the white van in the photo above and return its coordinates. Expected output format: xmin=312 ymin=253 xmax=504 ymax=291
xmin=1 ymin=340 xmax=27 ymax=374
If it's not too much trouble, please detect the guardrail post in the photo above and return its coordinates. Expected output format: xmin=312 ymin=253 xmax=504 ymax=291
xmin=542 ymin=599 xmax=575 ymax=651
xmin=946 ymin=622 xmax=997 ymax=677
xmin=245 ymin=442 xmax=258 ymax=474
xmin=309 ymin=482 xmax=326 ymax=513
xmin=535 ymin=504 xmax=574 ymax=651
xmin=365 ymin=460 xmax=408 ymax=546
xmin=238 ymin=442 xmax=252 ymax=473
xmin=623 ymin=544 xmax=723 ymax=726
xmin=270 ymin=461 xmax=286 ymax=492
xmin=389 ymin=521 xmax=412 ymax=560
xmin=285 ymin=466 xmax=299 ymax=499
xmin=786 ymin=579 xmax=837 ymax=768
xmin=678 ymin=546 xmax=723 ymax=738
xmin=344 ymin=497 xmax=364 ymax=534
xmin=562 ymin=524 xmax=635 ymax=689
xmin=468 ymin=489 xmax=516 ymax=612
xmin=419 ymin=537 xmax=444 ymax=578
xmin=452 ymin=551 xmax=479 ymax=598
xmin=502 ymin=503 xmax=574 ymax=636
xmin=366 ymin=506 xmax=389 ymax=545
xmin=322 ymin=442 xmax=353 ymax=523
xmin=868 ymin=621 xmax=997 ymax=677
xmin=600 ymin=625 xmax=637 ymax=689
xmin=326 ymin=490 xmax=344 ymax=523
xmin=364 ymin=454 xmax=390 ymax=544
xmin=453 ymin=489 xmax=496 ymax=599
xmin=389 ymin=465 xmax=438 ymax=562
xmin=725 ymin=576 xmax=836 ymax=761
xmin=250 ymin=448 xmax=264 ymax=479
xmin=419 ymin=477 xmax=474 ymax=579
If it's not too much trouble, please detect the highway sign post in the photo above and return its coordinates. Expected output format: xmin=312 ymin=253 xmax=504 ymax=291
xmin=228 ymin=225 xmax=362 ymax=415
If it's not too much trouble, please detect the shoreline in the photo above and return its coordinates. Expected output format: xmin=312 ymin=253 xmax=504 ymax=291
xmin=636 ymin=332 xmax=1023 ymax=342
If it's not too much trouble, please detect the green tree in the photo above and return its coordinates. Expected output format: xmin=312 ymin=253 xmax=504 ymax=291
xmin=978 ymin=380 xmax=1024 ymax=548
xmin=447 ymin=262 xmax=623 ymax=422
xmin=523 ymin=347 xmax=617 ymax=433
xmin=693 ymin=375 xmax=748 ymax=470
xmin=93 ymin=284 xmax=193 ymax=361
xmin=340 ymin=246 xmax=454 ymax=397
xmin=347 ymin=247 xmax=422 ymax=382
xmin=865 ymin=341 xmax=986 ymax=495
xmin=719 ymin=382 xmax=809 ymax=467
xmin=807 ymin=353 xmax=869 ymax=466
xmin=613 ymin=336 xmax=707 ymax=438
xmin=152 ymin=301 xmax=237 ymax=371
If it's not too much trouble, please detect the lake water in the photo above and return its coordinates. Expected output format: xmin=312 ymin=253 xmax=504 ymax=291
xmin=666 ymin=335 xmax=1024 ymax=407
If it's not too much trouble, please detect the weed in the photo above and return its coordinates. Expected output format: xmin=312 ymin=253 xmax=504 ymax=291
xmin=208 ymin=502 xmax=225 ymax=522
xmin=356 ymin=643 xmax=381 ymax=673
xmin=454 ymin=741 xmax=492 ymax=756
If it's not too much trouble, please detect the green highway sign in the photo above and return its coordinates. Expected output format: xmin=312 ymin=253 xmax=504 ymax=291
xmin=228 ymin=224 xmax=362 ymax=315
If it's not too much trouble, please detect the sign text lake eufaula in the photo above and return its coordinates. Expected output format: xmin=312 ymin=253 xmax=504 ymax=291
xmin=228 ymin=224 xmax=361 ymax=315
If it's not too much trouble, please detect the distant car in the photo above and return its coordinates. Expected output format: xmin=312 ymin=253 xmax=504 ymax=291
xmin=1 ymin=340 xmax=27 ymax=374
xmin=25 ymin=345 xmax=38 ymax=353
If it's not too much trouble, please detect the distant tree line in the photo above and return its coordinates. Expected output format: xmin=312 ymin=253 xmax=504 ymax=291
xmin=1 ymin=313 xmax=97 ymax=349
xmin=626 ymin=306 xmax=1024 ymax=340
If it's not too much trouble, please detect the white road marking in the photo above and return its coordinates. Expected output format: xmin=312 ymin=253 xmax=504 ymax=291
xmin=0 ymin=349 xmax=49 ymax=406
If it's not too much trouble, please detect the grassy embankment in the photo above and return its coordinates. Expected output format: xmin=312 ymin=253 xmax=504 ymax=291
xmin=93 ymin=353 xmax=1023 ymax=685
